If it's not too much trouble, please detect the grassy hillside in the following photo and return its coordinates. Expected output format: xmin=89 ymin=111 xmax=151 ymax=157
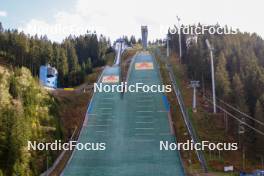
xmin=154 ymin=47 xmax=263 ymax=175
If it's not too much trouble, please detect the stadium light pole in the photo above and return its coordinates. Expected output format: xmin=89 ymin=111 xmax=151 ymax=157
xmin=167 ymin=34 xmax=170 ymax=57
xmin=176 ymin=16 xmax=182 ymax=62
xmin=206 ymin=39 xmax=216 ymax=113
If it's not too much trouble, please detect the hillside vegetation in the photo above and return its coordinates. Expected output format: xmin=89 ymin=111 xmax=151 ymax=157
xmin=0 ymin=67 xmax=61 ymax=175
xmin=169 ymin=24 xmax=264 ymax=163
xmin=0 ymin=22 xmax=113 ymax=87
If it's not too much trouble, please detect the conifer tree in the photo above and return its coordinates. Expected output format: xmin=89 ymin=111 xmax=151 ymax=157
xmin=215 ymin=52 xmax=231 ymax=100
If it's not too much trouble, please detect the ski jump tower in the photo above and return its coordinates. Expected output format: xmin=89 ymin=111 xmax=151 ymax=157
xmin=141 ymin=26 xmax=148 ymax=49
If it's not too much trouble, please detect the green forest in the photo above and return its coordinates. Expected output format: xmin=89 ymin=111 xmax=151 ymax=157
xmin=0 ymin=67 xmax=62 ymax=175
xmin=168 ymin=24 xmax=264 ymax=157
xmin=0 ymin=22 xmax=113 ymax=87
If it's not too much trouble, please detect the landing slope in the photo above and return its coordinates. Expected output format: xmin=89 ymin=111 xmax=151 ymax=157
xmin=62 ymin=52 xmax=185 ymax=176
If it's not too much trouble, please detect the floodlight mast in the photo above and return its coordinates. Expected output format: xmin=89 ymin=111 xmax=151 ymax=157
xmin=176 ymin=16 xmax=182 ymax=62
xmin=206 ymin=39 xmax=216 ymax=114
xmin=167 ymin=34 xmax=170 ymax=57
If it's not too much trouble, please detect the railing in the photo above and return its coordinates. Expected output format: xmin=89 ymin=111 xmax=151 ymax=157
xmin=40 ymin=127 xmax=77 ymax=176
xmin=160 ymin=51 xmax=208 ymax=172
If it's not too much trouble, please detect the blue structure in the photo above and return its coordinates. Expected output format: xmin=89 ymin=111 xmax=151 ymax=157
xmin=253 ymin=170 xmax=264 ymax=176
xmin=239 ymin=170 xmax=264 ymax=176
xmin=39 ymin=64 xmax=58 ymax=89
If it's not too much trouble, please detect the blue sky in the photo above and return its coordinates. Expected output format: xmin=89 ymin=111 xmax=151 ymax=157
xmin=1 ymin=0 xmax=263 ymax=42
xmin=1 ymin=0 xmax=74 ymax=29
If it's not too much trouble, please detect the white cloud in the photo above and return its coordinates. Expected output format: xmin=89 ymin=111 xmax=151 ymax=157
xmin=19 ymin=0 xmax=264 ymax=42
xmin=0 ymin=11 xmax=7 ymax=17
